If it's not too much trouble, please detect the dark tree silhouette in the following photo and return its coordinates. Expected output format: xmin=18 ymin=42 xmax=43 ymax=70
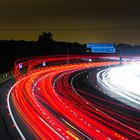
xmin=38 ymin=32 xmax=53 ymax=42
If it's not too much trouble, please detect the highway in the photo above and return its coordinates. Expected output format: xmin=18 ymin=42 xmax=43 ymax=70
xmin=5 ymin=55 xmax=140 ymax=140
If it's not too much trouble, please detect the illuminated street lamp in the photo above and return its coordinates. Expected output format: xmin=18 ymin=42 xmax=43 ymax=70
xmin=89 ymin=59 xmax=92 ymax=62
xmin=19 ymin=63 xmax=23 ymax=69
xmin=42 ymin=62 xmax=46 ymax=66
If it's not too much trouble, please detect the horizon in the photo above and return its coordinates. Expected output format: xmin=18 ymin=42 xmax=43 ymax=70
xmin=0 ymin=30 xmax=140 ymax=46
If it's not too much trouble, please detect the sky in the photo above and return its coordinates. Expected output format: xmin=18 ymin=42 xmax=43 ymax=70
xmin=0 ymin=0 xmax=140 ymax=44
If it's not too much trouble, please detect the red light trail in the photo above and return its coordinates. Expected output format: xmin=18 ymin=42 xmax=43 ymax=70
xmin=7 ymin=55 xmax=140 ymax=140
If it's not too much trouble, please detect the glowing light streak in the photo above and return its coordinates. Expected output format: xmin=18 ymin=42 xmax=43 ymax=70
xmin=8 ymin=55 xmax=140 ymax=139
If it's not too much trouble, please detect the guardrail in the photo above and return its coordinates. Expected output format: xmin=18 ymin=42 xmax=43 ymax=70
xmin=0 ymin=72 xmax=13 ymax=84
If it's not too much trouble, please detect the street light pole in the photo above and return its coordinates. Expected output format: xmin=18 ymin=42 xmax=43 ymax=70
xmin=67 ymin=46 xmax=69 ymax=64
xmin=120 ymin=47 xmax=123 ymax=65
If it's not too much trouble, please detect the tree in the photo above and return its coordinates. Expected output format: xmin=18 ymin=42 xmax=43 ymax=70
xmin=38 ymin=32 xmax=53 ymax=42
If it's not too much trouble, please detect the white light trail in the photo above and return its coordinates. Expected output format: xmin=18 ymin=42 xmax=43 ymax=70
xmin=97 ymin=63 xmax=140 ymax=109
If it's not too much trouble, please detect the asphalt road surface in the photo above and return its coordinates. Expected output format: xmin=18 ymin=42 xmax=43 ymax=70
xmin=1 ymin=55 xmax=140 ymax=140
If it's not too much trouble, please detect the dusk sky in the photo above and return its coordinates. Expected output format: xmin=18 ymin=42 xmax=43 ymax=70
xmin=0 ymin=0 xmax=140 ymax=44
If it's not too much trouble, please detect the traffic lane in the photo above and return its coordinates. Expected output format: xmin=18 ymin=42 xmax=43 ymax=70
xmin=0 ymin=78 xmax=20 ymax=140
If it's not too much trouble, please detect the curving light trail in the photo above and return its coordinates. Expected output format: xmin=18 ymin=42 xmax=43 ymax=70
xmin=97 ymin=63 xmax=140 ymax=109
xmin=7 ymin=55 xmax=140 ymax=140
